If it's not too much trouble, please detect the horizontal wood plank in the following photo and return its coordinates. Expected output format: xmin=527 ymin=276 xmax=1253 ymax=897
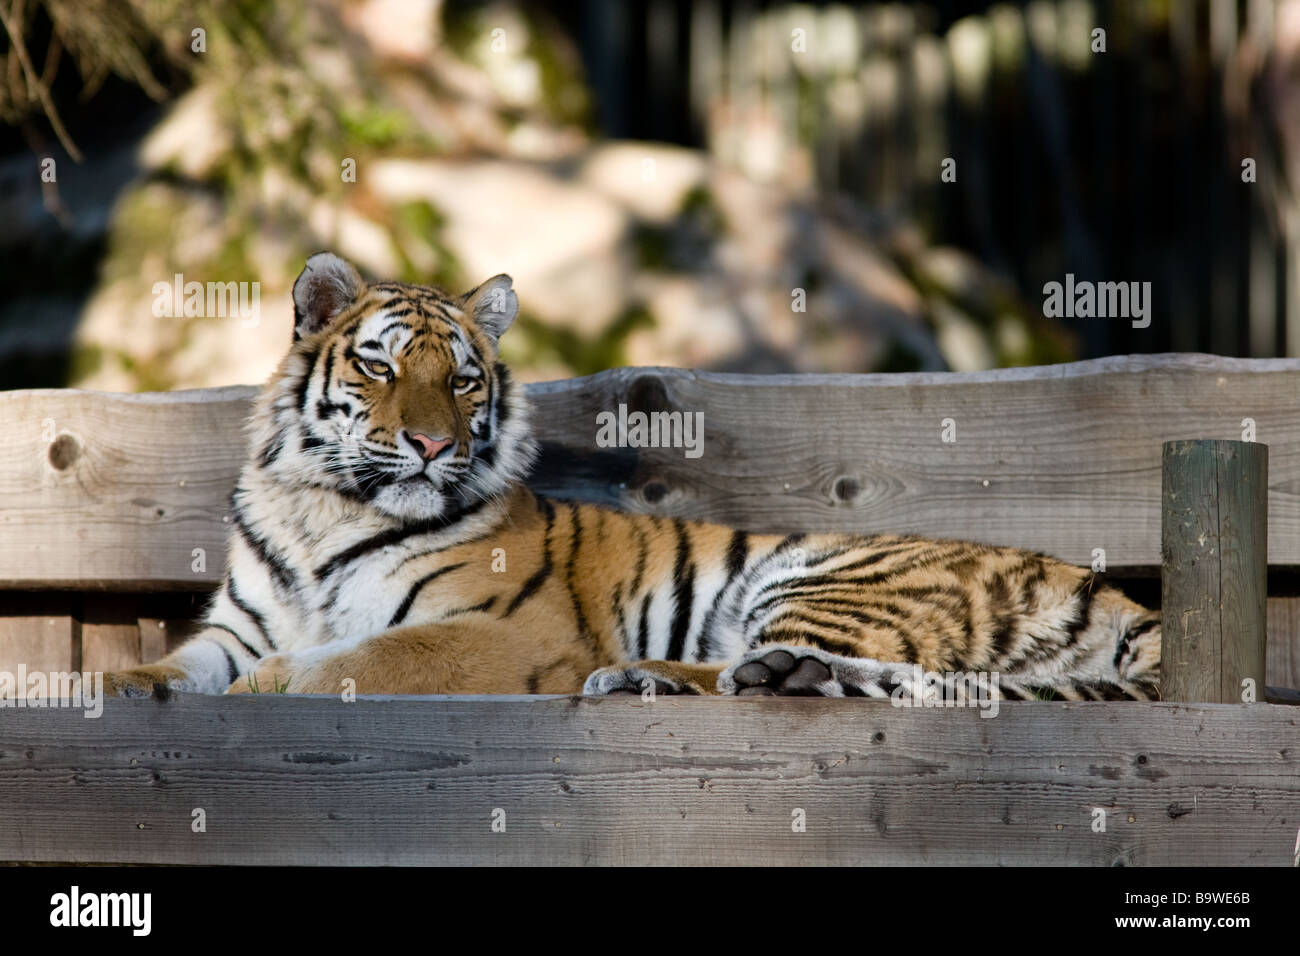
xmin=0 ymin=695 xmax=1297 ymax=865
xmin=1 ymin=354 xmax=1298 ymax=587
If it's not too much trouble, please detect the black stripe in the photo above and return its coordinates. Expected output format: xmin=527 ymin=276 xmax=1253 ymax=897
xmin=1091 ymin=680 xmax=1127 ymax=700
xmin=217 ymin=642 xmax=239 ymax=684
xmin=1064 ymin=577 xmax=1097 ymax=645
xmin=725 ymin=529 xmax=749 ymax=577
xmin=754 ymin=625 xmax=858 ymax=656
xmin=209 ymin=623 xmax=262 ymax=663
xmin=1127 ymin=618 xmax=1161 ymax=640
xmin=629 ymin=523 xmax=648 ymax=596
xmin=258 ymin=433 xmax=285 ymax=468
xmin=818 ymin=544 xmax=915 ymax=576
xmin=989 ymin=614 xmax=1018 ymax=661
xmin=389 ymin=562 xmax=468 ymax=627
xmin=742 ymin=563 xmax=904 ymax=618
xmin=667 ymin=520 xmax=695 ymax=661
xmin=494 ymin=364 xmax=512 ymax=424
xmin=502 ymin=498 xmax=556 ymax=617
xmin=742 ymin=580 xmax=892 ymax=630
xmin=1114 ymin=617 xmax=1160 ymax=668
xmin=314 ymin=498 xmax=489 ymax=581
xmin=503 ymin=560 xmax=551 ymax=617
xmin=695 ymin=531 xmax=748 ymax=661
xmin=472 ymin=377 xmax=495 ymax=443
xmin=765 ymin=615 xmax=861 ymax=654
xmin=392 ymin=528 xmax=495 ymax=571
xmin=231 ymin=505 xmax=297 ymax=592
xmin=636 ymin=595 xmax=651 ymax=659
xmin=563 ymin=504 xmax=596 ymax=649
xmin=295 ymin=346 xmax=321 ymax=415
xmin=441 ymin=596 xmax=497 ymax=619
xmin=772 ymin=533 xmax=807 ymax=554
xmin=226 ymin=575 xmax=275 ymax=649
xmin=315 ymin=344 xmax=338 ymax=417
xmin=611 ymin=582 xmax=631 ymax=653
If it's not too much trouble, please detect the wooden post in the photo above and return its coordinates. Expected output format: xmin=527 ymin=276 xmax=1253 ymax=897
xmin=1161 ymin=439 xmax=1268 ymax=702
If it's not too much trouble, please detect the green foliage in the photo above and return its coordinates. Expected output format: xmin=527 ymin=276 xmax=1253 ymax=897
xmin=339 ymin=106 xmax=414 ymax=149
xmin=391 ymin=201 xmax=461 ymax=289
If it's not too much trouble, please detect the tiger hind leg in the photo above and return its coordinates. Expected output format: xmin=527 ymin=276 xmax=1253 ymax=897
xmin=716 ymin=643 xmax=1162 ymax=701
xmin=997 ymin=675 xmax=1161 ymax=701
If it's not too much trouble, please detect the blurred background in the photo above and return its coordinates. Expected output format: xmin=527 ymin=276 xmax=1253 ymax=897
xmin=1 ymin=0 xmax=1298 ymax=391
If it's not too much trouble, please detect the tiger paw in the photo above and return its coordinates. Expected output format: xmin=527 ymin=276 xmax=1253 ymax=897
xmin=582 ymin=665 xmax=693 ymax=697
xmin=718 ymin=645 xmax=909 ymax=698
xmin=103 ymin=665 xmax=192 ymax=699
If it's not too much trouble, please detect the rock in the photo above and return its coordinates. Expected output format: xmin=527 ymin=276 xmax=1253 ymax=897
xmin=138 ymin=87 xmax=231 ymax=181
xmin=368 ymin=158 xmax=630 ymax=333
xmin=580 ymin=143 xmax=708 ymax=223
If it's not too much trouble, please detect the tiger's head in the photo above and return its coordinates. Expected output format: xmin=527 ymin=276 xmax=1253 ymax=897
xmin=252 ymin=252 xmax=536 ymax=521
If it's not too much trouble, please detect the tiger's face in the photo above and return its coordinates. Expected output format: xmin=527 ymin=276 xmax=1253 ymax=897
xmin=258 ymin=253 xmax=535 ymax=521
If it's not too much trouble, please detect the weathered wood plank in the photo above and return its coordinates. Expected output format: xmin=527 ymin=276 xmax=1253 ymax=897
xmin=1268 ymin=597 xmax=1300 ymax=690
xmin=80 ymin=596 xmax=142 ymax=673
xmin=0 ymin=695 xmax=1297 ymax=865
xmin=1162 ymin=440 xmax=1269 ymax=702
xmin=0 ymin=386 xmax=250 ymax=590
xmin=0 ymin=594 xmax=75 ymax=677
xmin=1 ymin=354 xmax=1298 ymax=588
xmin=137 ymin=617 xmax=169 ymax=663
xmin=136 ymin=617 xmax=198 ymax=661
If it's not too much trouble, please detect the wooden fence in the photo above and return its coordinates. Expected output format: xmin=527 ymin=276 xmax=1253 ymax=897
xmin=3 ymin=695 xmax=1299 ymax=866
xmin=1 ymin=352 xmax=1298 ymax=864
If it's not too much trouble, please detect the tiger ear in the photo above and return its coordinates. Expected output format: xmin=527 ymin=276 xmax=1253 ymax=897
xmin=292 ymin=253 xmax=365 ymax=340
xmin=460 ymin=274 xmax=518 ymax=341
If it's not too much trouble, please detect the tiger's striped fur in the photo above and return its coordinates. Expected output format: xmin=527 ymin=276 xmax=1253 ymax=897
xmin=104 ymin=253 xmax=1163 ymax=702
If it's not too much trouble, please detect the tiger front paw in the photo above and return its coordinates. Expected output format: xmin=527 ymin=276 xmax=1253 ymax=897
xmin=582 ymin=665 xmax=691 ymax=697
xmin=583 ymin=660 xmax=725 ymax=697
xmin=103 ymin=665 xmax=192 ymax=699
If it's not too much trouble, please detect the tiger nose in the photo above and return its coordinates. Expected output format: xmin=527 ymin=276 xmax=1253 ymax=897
xmin=405 ymin=432 xmax=453 ymax=461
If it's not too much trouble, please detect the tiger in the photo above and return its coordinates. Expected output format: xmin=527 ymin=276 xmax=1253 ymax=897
xmin=103 ymin=252 xmax=1163 ymax=702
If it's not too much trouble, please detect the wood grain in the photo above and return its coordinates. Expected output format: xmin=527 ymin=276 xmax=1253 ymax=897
xmin=80 ymin=596 xmax=142 ymax=674
xmin=1 ymin=354 xmax=1297 ymax=588
xmin=0 ymin=594 xmax=75 ymax=678
xmin=0 ymin=694 xmax=1297 ymax=866
xmin=1161 ymin=440 xmax=1269 ymax=702
xmin=1268 ymin=597 xmax=1300 ymax=690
